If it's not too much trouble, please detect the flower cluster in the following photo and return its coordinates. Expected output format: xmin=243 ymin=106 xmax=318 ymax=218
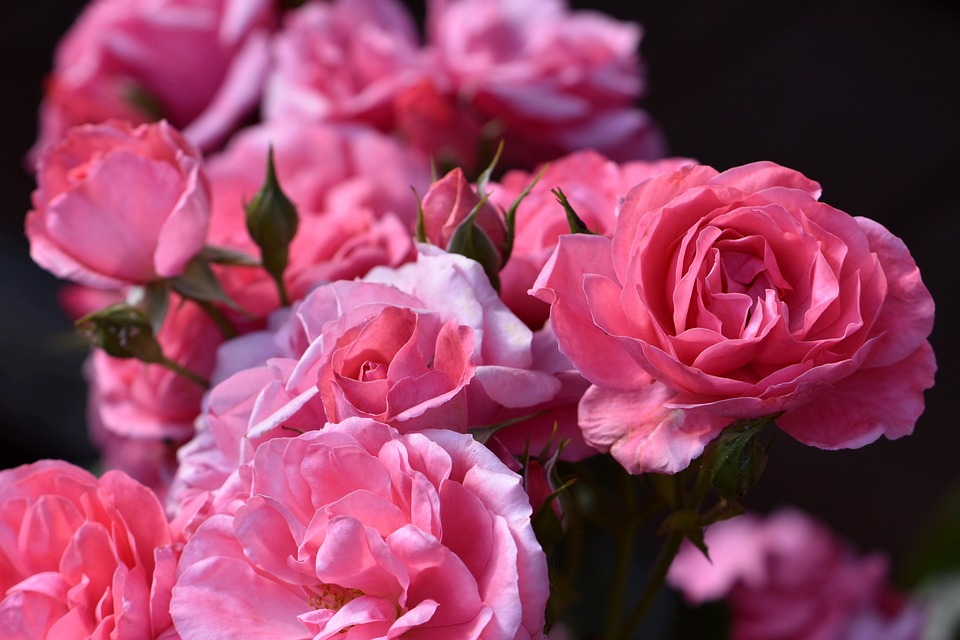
xmin=10 ymin=0 xmax=939 ymax=638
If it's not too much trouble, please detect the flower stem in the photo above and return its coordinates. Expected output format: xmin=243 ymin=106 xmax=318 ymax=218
xmin=195 ymin=300 xmax=237 ymax=339
xmin=159 ymin=357 xmax=209 ymax=389
xmin=614 ymin=527 xmax=685 ymax=640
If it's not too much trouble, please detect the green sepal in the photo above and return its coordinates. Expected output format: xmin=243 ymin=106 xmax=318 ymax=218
xmin=142 ymin=281 xmax=171 ymax=333
xmin=500 ymin=163 xmax=548 ymax=265
xmin=447 ymin=192 xmax=503 ymax=292
xmin=199 ymin=245 xmax=261 ymax=267
xmin=553 ymin=188 xmax=598 ymax=235
xmin=170 ymin=257 xmax=247 ymax=315
xmin=76 ymin=304 xmax=165 ymax=363
xmin=413 ymin=187 xmax=427 ymax=243
xmin=468 ymin=410 xmax=546 ymax=445
xmin=708 ymin=415 xmax=777 ymax=502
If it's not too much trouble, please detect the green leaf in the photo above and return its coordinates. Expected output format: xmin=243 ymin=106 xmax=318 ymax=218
xmin=170 ymin=257 xmax=246 ymax=314
xmin=199 ymin=245 xmax=261 ymax=267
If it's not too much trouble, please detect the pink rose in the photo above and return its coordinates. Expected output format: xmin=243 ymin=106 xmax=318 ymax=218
xmin=667 ymin=510 xmax=927 ymax=640
xmin=168 ymin=249 xmax=577 ymax=516
xmin=425 ymin=0 xmax=663 ymax=167
xmin=419 ymin=166 xmax=507 ymax=257
xmin=532 ymin=161 xmax=936 ymax=474
xmin=264 ymin=0 xmax=424 ymax=128
xmin=489 ymin=150 xmax=694 ymax=327
xmin=170 ymin=419 xmax=549 ymax=639
xmin=0 ymin=460 xmax=179 ymax=639
xmin=26 ymin=120 xmax=210 ymax=288
xmin=32 ymin=0 xmax=277 ymax=157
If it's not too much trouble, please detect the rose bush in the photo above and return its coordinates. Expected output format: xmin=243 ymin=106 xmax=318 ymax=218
xmin=32 ymin=0 xmax=277 ymax=157
xmin=169 ymin=419 xmax=549 ymax=639
xmin=0 ymin=461 xmax=179 ymax=639
xmin=26 ymin=120 xmax=210 ymax=288
xmin=667 ymin=509 xmax=927 ymax=640
xmin=532 ymin=161 xmax=936 ymax=474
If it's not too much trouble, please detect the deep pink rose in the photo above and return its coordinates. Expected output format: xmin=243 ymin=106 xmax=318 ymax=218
xmin=264 ymin=0 xmax=424 ymax=129
xmin=424 ymin=0 xmax=663 ymax=167
xmin=667 ymin=510 xmax=927 ymax=640
xmin=170 ymin=419 xmax=549 ymax=639
xmin=32 ymin=0 xmax=277 ymax=157
xmin=168 ymin=249 xmax=580 ymax=517
xmin=0 ymin=461 xmax=180 ymax=639
xmin=532 ymin=161 xmax=936 ymax=474
xmin=27 ymin=120 xmax=210 ymax=288
xmin=490 ymin=150 xmax=694 ymax=327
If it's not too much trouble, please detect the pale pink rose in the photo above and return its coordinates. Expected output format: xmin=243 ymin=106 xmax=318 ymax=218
xmin=264 ymin=0 xmax=425 ymax=128
xmin=425 ymin=0 xmax=663 ymax=167
xmin=0 ymin=460 xmax=180 ymax=639
xmin=33 ymin=0 xmax=277 ymax=158
xmin=26 ymin=120 xmax=210 ymax=288
xmin=667 ymin=510 xmax=926 ymax=640
xmin=532 ymin=161 xmax=936 ymax=474
xmin=168 ymin=249 xmax=575 ymax=517
xmin=170 ymin=419 xmax=549 ymax=639
xmin=490 ymin=150 xmax=694 ymax=327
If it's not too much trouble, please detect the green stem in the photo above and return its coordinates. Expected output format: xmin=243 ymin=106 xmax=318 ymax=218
xmin=272 ymin=272 xmax=291 ymax=308
xmin=196 ymin=300 xmax=237 ymax=339
xmin=159 ymin=357 xmax=210 ymax=389
xmin=615 ymin=527 xmax=685 ymax=640
xmin=605 ymin=474 xmax=638 ymax=639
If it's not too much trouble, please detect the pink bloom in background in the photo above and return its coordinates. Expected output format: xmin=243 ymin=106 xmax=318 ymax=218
xmin=205 ymin=119 xmax=429 ymax=317
xmin=264 ymin=0 xmax=424 ymax=129
xmin=667 ymin=509 xmax=927 ymax=640
xmin=169 ymin=419 xmax=549 ymax=639
xmin=0 ymin=461 xmax=179 ymax=639
xmin=26 ymin=120 xmax=210 ymax=288
xmin=169 ymin=249 xmax=588 ymax=518
xmin=423 ymin=0 xmax=663 ymax=167
xmin=532 ymin=161 xmax=936 ymax=474
xmin=33 ymin=0 xmax=277 ymax=158
xmin=488 ymin=150 xmax=695 ymax=327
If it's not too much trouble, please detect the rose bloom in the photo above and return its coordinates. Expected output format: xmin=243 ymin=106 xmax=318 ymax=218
xmin=26 ymin=120 xmax=210 ymax=289
xmin=0 ymin=461 xmax=180 ymax=639
xmin=264 ymin=0 xmax=424 ymax=129
xmin=32 ymin=0 xmax=277 ymax=158
xmin=532 ymin=161 xmax=936 ymax=474
xmin=667 ymin=510 xmax=927 ymax=640
xmin=488 ymin=150 xmax=695 ymax=327
xmin=169 ymin=419 xmax=549 ymax=639
xmin=422 ymin=0 xmax=663 ymax=168
xmin=168 ymin=249 xmax=586 ymax=517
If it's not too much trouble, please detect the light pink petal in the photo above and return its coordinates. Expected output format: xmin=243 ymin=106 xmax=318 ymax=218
xmin=579 ymin=383 xmax=729 ymax=474
xmin=777 ymin=341 xmax=936 ymax=449
xmin=531 ymin=234 xmax=649 ymax=391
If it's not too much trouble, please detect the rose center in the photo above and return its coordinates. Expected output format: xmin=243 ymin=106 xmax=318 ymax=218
xmin=305 ymin=582 xmax=364 ymax=611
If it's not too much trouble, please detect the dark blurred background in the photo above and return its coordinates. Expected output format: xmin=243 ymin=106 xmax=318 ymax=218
xmin=2 ymin=0 xmax=958 ymax=577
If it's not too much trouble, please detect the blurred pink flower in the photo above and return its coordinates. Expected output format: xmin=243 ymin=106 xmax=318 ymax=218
xmin=0 ymin=461 xmax=179 ymax=639
xmin=32 ymin=0 xmax=277 ymax=158
xmin=668 ymin=509 xmax=927 ymax=640
xmin=27 ymin=120 xmax=210 ymax=288
xmin=532 ymin=161 xmax=936 ymax=474
xmin=169 ymin=419 xmax=549 ymax=639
